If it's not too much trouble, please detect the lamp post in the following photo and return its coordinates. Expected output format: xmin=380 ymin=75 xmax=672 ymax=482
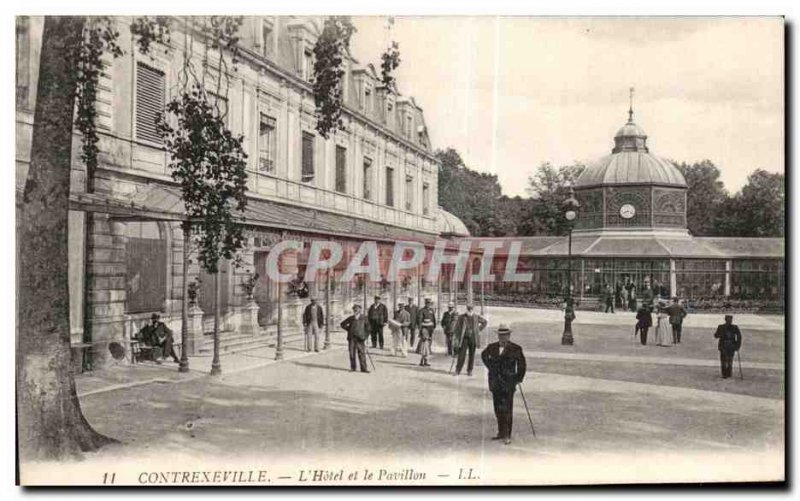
xmin=562 ymin=185 xmax=580 ymax=345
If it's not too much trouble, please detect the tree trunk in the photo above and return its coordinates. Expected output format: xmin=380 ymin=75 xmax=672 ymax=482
xmin=17 ymin=16 xmax=115 ymax=461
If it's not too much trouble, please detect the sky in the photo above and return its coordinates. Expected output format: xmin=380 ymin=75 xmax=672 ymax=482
xmin=349 ymin=16 xmax=784 ymax=198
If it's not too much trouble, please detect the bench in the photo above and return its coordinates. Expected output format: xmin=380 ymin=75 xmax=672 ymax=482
xmin=125 ymin=314 xmax=183 ymax=365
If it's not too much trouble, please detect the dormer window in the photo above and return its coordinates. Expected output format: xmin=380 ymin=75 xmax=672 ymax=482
xmin=302 ymin=49 xmax=314 ymax=81
xmin=364 ymin=86 xmax=372 ymax=113
xmin=261 ymin=21 xmax=274 ymax=57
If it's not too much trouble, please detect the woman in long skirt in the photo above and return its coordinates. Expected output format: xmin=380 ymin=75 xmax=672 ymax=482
xmin=654 ymin=302 xmax=672 ymax=347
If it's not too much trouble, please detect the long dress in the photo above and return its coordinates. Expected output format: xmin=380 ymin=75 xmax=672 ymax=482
xmin=655 ymin=311 xmax=672 ymax=346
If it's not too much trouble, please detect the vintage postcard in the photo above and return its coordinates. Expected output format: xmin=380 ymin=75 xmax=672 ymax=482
xmin=15 ymin=14 xmax=784 ymax=486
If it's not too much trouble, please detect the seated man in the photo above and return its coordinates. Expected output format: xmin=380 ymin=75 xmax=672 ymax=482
xmin=137 ymin=313 xmax=180 ymax=364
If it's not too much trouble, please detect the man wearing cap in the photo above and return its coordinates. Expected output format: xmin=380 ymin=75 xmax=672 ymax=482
xmin=392 ymin=299 xmax=410 ymax=357
xmin=454 ymin=304 xmax=488 ymax=376
xmin=481 ymin=324 xmax=527 ymax=444
xmin=416 ymin=298 xmax=437 ymax=360
xmin=441 ymin=302 xmax=458 ymax=356
xmin=302 ymin=297 xmax=324 ymax=352
xmin=367 ymin=295 xmax=388 ymax=350
xmin=406 ymin=297 xmax=419 ymax=349
xmin=136 ymin=313 xmax=180 ymax=364
xmin=340 ymin=304 xmax=370 ymax=373
xmin=714 ymin=314 xmax=742 ymax=378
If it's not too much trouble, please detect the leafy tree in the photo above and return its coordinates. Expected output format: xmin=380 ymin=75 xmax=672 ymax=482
xmin=715 ymin=170 xmax=784 ymax=237
xmin=675 ymin=160 xmax=728 ymax=236
xmin=312 ymin=16 xmax=356 ymax=139
xmin=18 ymin=16 xmax=116 ymax=461
xmin=525 ymin=162 xmax=586 ymax=235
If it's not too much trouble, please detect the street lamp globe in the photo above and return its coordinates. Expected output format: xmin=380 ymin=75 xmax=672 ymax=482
xmin=565 ymin=210 xmax=577 ymax=221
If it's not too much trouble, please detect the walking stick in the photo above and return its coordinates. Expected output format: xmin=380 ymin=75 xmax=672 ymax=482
xmin=365 ymin=345 xmax=377 ymax=372
xmin=517 ymin=383 xmax=536 ymax=438
xmin=737 ymin=350 xmax=744 ymax=380
xmin=448 ymin=353 xmax=457 ymax=374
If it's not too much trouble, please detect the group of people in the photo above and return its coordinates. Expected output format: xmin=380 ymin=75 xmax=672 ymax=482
xmin=339 ymin=297 xmax=526 ymax=444
xmin=634 ymin=296 xmax=688 ymax=346
xmin=602 ymin=279 xmax=672 ymax=314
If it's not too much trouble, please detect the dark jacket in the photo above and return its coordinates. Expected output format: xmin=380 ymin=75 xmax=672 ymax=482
xmin=665 ymin=303 xmax=687 ymax=326
xmin=340 ymin=314 xmax=369 ymax=342
xmin=302 ymin=303 xmax=324 ymax=328
xmin=441 ymin=309 xmax=457 ymax=335
xmin=714 ymin=323 xmax=742 ymax=353
xmin=406 ymin=304 xmax=419 ymax=328
xmin=481 ymin=341 xmax=527 ymax=394
xmin=138 ymin=321 xmax=173 ymax=346
xmin=367 ymin=302 xmax=388 ymax=325
xmin=418 ymin=306 xmax=436 ymax=330
xmin=636 ymin=308 xmax=653 ymax=328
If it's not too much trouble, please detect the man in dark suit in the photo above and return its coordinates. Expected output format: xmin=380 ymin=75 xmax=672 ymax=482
xmin=453 ymin=304 xmax=487 ymax=376
xmin=302 ymin=297 xmax=324 ymax=352
xmin=340 ymin=304 xmax=370 ymax=373
xmin=416 ymin=298 xmax=437 ymax=358
xmin=406 ymin=297 xmax=419 ymax=348
xmin=137 ymin=313 xmax=180 ymax=364
xmin=367 ymin=295 xmax=388 ymax=350
xmin=665 ymin=297 xmax=687 ymax=344
xmin=714 ymin=314 xmax=742 ymax=378
xmin=441 ymin=302 xmax=458 ymax=356
xmin=635 ymin=304 xmax=653 ymax=345
xmin=481 ymin=324 xmax=527 ymax=445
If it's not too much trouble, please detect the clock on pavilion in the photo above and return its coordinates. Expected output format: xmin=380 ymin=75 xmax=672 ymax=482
xmin=572 ymin=97 xmax=688 ymax=235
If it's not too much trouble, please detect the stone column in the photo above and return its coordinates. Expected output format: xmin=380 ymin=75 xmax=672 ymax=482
xmin=670 ymin=259 xmax=677 ymax=298
xmin=724 ymin=260 xmax=732 ymax=297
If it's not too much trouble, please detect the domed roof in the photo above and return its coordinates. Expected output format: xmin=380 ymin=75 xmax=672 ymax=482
xmin=436 ymin=207 xmax=470 ymax=237
xmin=575 ymin=152 xmax=687 ymax=187
xmin=575 ymin=107 xmax=687 ymax=188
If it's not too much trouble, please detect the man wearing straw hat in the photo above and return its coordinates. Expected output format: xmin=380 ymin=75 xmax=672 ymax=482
xmin=441 ymin=302 xmax=458 ymax=356
xmin=481 ymin=324 xmax=527 ymax=445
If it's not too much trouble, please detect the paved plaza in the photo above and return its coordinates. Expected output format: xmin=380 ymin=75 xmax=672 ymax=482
xmin=67 ymin=306 xmax=784 ymax=484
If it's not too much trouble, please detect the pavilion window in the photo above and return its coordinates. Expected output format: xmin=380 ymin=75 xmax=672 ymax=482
xmin=301 ymin=132 xmax=315 ymax=183
xmin=125 ymin=222 xmax=166 ymax=314
xmin=258 ymin=114 xmax=277 ymax=174
xmin=335 ymin=145 xmax=347 ymax=194
xmin=135 ymin=62 xmax=165 ymax=144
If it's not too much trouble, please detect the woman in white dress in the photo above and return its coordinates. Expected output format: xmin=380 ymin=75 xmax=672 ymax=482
xmin=654 ymin=301 xmax=672 ymax=347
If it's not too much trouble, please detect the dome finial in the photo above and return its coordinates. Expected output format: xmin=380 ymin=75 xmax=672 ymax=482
xmin=628 ymin=86 xmax=635 ymax=124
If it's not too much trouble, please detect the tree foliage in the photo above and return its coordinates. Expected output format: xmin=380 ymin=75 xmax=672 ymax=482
xmin=380 ymin=41 xmax=401 ymax=88
xmin=675 ymin=160 xmax=728 ymax=236
xmin=156 ymin=85 xmax=248 ymax=273
xmin=523 ymin=162 xmax=586 ymax=235
xmin=312 ymin=16 xmax=356 ymax=139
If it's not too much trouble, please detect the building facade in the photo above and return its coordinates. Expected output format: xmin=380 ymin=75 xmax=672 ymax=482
xmin=16 ymin=16 xmax=472 ymax=366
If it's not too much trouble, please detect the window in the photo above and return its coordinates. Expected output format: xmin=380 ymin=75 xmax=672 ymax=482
xmin=363 ymin=157 xmax=373 ymax=200
xmin=335 ymin=145 xmax=347 ymax=193
xmin=405 ymin=175 xmax=414 ymax=211
xmin=258 ymin=114 xmax=277 ymax=173
xmin=262 ymin=22 xmax=274 ymax=56
xmin=135 ymin=62 xmax=165 ymax=144
xmin=364 ymin=86 xmax=372 ymax=113
xmin=125 ymin=222 xmax=166 ymax=313
xmin=422 ymin=183 xmax=430 ymax=215
xmin=303 ymin=49 xmax=313 ymax=81
xmin=301 ymin=132 xmax=315 ymax=182
xmin=385 ymin=166 xmax=394 ymax=207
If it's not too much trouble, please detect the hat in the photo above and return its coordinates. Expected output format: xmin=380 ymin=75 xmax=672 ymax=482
xmin=724 ymin=314 xmax=733 ymax=320
xmin=497 ymin=324 xmax=512 ymax=335
xmin=310 ymin=296 xmax=317 ymax=301
xmin=353 ymin=304 xmax=362 ymax=310
xmin=151 ymin=312 xmax=160 ymax=320
xmin=374 ymin=295 xmax=382 ymax=300
xmin=397 ymin=299 xmax=405 ymax=305
xmin=448 ymin=302 xmax=455 ymax=308
xmin=424 ymin=297 xmax=432 ymax=303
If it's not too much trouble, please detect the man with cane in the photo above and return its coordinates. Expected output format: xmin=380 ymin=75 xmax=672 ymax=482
xmin=340 ymin=304 xmax=371 ymax=373
xmin=481 ymin=324 xmax=527 ymax=445
xmin=714 ymin=314 xmax=742 ymax=379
